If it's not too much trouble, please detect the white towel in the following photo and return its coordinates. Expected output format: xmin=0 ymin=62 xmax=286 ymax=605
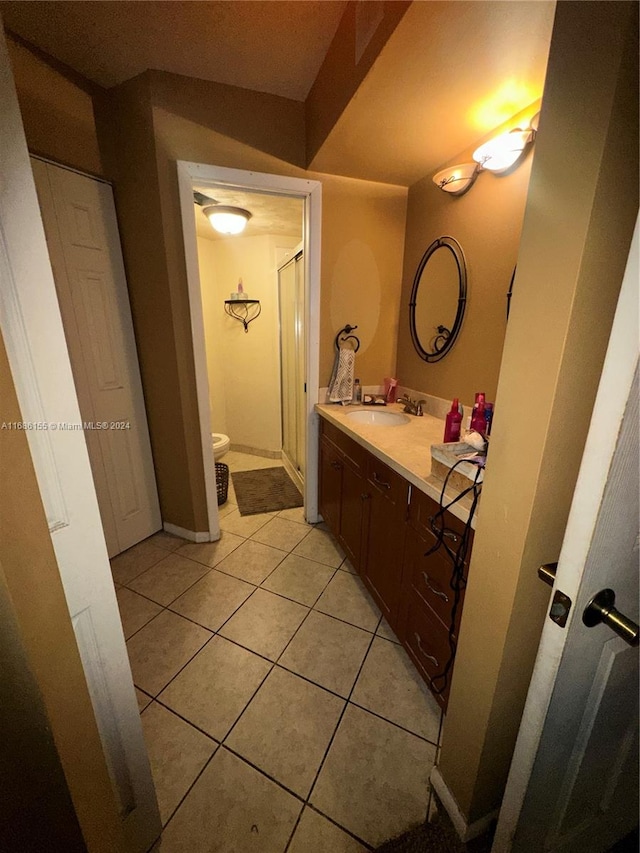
xmin=328 ymin=345 xmax=355 ymax=403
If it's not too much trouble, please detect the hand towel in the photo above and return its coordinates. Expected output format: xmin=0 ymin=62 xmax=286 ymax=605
xmin=328 ymin=345 xmax=355 ymax=403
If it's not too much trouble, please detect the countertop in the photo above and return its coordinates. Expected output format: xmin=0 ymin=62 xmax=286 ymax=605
xmin=315 ymin=403 xmax=480 ymax=528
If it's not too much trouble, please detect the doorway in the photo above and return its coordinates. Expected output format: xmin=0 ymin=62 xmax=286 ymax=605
xmin=176 ymin=163 xmax=322 ymax=538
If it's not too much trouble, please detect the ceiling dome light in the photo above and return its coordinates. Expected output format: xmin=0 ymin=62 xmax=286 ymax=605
xmin=432 ymin=163 xmax=479 ymax=195
xmin=472 ymin=127 xmax=535 ymax=173
xmin=203 ymin=205 xmax=252 ymax=235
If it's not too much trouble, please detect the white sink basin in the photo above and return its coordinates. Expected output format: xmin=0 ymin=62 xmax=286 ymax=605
xmin=346 ymin=409 xmax=410 ymax=426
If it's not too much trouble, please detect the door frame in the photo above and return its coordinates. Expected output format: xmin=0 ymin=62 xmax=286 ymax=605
xmin=176 ymin=162 xmax=322 ymax=537
xmin=277 ymin=241 xmax=305 ymax=491
xmin=0 ymin=28 xmax=160 ymax=850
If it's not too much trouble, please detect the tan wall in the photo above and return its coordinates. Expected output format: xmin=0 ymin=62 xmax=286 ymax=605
xmin=197 ymin=236 xmax=228 ymax=437
xmin=94 ymin=78 xmax=212 ymax=534
xmin=0 ymin=562 xmax=85 ymax=852
xmin=396 ymin=103 xmax=539 ymax=408
xmin=0 ymin=333 xmax=125 ymax=852
xmin=6 ymin=32 xmax=103 ymax=176
xmin=198 ymin=232 xmax=300 ymax=453
xmin=93 ymin=69 xmax=406 ymax=531
xmin=320 ymin=174 xmax=407 ymax=386
xmin=438 ymin=0 xmax=639 ymax=824
xmin=306 ymin=0 xmax=410 ymax=163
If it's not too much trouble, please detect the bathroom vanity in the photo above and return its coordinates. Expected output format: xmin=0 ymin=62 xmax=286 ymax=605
xmin=316 ymin=403 xmax=478 ymax=710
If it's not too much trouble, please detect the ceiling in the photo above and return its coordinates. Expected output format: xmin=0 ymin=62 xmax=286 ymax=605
xmin=309 ymin=1 xmax=555 ymax=185
xmin=1 ymin=0 xmax=555 ymax=187
xmin=193 ymin=187 xmax=303 ymax=242
xmin=0 ymin=0 xmax=346 ymax=98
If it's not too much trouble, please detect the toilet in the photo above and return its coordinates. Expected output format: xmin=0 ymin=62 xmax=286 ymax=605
xmin=212 ymin=432 xmax=230 ymax=460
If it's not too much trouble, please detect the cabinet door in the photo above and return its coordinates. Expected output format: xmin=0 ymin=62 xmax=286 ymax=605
xmin=319 ymin=435 xmax=342 ymax=535
xmin=403 ymin=527 xmax=465 ymax=636
xmin=404 ymin=592 xmax=453 ymax=711
xmin=362 ymin=458 xmax=408 ymax=625
xmin=340 ymin=458 xmax=366 ymax=570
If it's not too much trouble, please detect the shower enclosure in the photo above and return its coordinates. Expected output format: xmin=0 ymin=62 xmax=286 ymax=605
xmin=278 ymin=247 xmax=305 ymax=489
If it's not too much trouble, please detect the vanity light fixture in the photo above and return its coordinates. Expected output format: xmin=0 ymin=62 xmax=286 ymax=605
xmin=203 ymin=205 xmax=252 ymax=235
xmin=432 ymin=163 xmax=479 ymax=195
xmin=433 ymin=111 xmax=540 ymax=194
xmin=472 ymin=112 xmax=540 ymax=174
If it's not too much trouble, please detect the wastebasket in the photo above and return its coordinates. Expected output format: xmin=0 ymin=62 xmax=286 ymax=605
xmin=215 ymin=462 xmax=229 ymax=505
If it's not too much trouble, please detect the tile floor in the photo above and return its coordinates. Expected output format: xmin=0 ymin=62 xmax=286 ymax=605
xmin=111 ymin=452 xmax=443 ymax=853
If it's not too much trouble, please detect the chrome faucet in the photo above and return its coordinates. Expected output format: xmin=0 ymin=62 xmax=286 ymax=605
xmin=398 ymin=395 xmax=426 ymax=416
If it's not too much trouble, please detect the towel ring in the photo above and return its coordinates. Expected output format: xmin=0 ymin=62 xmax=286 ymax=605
xmin=335 ymin=324 xmax=361 ymax=352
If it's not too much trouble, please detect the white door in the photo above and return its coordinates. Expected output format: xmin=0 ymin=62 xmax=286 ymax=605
xmin=0 ymin=31 xmax=161 ymax=852
xmin=493 ymin=219 xmax=639 ymax=852
xmin=31 ymin=158 xmax=161 ymax=558
xmin=279 ymin=248 xmax=305 ymax=481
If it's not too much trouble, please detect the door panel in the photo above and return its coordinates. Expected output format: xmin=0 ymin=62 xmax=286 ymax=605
xmin=495 ymin=219 xmax=639 ymax=853
xmin=279 ymin=258 xmax=297 ymax=470
xmin=0 ymin=35 xmax=160 ymax=852
xmin=32 ymin=158 xmax=161 ymax=557
xmin=279 ymin=251 xmax=305 ymax=478
xmin=294 ymin=254 xmax=306 ymax=477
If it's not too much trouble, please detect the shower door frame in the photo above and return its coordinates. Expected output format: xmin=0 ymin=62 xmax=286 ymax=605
xmin=176 ymin=162 xmax=322 ymax=538
xmin=278 ymin=244 xmax=305 ymax=490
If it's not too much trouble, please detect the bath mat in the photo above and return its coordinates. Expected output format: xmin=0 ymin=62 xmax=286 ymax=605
xmin=375 ymin=805 xmax=494 ymax=853
xmin=231 ymin=466 xmax=303 ymax=516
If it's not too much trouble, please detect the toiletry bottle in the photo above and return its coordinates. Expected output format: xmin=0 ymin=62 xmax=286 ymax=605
xmin=484 ymin=402 xmax=494 ymax=436
xmin=352 ymin=379 xmax=362 ymax=405
xmin=472 ymin=392 xmax=485 ymax=415
xmin=443 ymin=398 xmax=462 ymax=443
xmin=470 ymin=399 xmax=486 ymax=434
xmin=469 ymin=392 xmax=485 ymax=432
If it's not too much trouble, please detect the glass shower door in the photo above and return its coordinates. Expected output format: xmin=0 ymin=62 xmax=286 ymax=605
xmin=278 ymin=251 xmax=305 ymax=482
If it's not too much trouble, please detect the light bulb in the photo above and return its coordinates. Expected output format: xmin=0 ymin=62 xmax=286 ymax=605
xmin=203 ymin=205 xmax=252 ymax=235
xmin=472 ymin=128 xmax=534 ymax=173
xmin=432 ymin=163 xmax=479 ymax=195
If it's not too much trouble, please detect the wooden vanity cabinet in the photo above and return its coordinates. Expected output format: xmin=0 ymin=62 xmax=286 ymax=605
xmin=318 ymin=419 xmax=367 ymax=570
xmin=360 ymin=455 xmax=408 ymax=625
xmin=397 ymin=489 xmax=474 ymax=710
xmin=317 ymin=414 xmax=475 ymax=711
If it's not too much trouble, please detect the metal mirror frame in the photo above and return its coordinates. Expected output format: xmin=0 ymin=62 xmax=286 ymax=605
xmin=409 ymin=235 xmax=468 ymax=363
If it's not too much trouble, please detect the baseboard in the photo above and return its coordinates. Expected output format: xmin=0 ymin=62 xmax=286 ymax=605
xmin=230 ymin=443 xmax=281 ymax=459
xmin=429 ymin=766 xmax=499 ymax=843
xmin=281 ymin=454 xmax=304 ymax=495
xmin=163 ymin=522 xmax=217 ymax=543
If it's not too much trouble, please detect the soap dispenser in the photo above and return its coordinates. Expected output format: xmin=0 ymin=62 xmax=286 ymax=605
xmin=443 ymin=398 xmax=462 ymax=442
xmin=352 ymin=379 xmax=362 ymax=405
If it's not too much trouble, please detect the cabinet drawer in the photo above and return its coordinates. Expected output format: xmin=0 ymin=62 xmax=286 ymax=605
xmin=408 ymin=488 xmax=474 ymax=559
xmin=366 ymin=455 xmax=408 ymax=507
xmin=405 ymin=529 xmax=465 ymax=635
xmin=404 ymin=593 xmax=454 ymax=710
xmin=320 ymin=418 xmax=366 ymax=472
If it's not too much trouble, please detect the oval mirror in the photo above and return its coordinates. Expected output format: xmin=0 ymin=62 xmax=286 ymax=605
xmin=409 ymin=236 xmax=467 ymax=363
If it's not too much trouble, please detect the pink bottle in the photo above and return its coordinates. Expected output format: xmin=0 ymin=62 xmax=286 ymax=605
xmin=470 ymin=392 xmax=487 ymax=434
xmin=443 ymin=398 xmax=462 ymax=443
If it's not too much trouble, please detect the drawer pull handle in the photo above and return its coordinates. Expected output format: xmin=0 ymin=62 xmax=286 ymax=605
xmin=428 ymin=516 xmax=459 ymax=543
xmin=330 ymin=460 xmax=342 ymax=471
xmin=361 ymin=493 xmax=371 ymax=501
xmin=373 ymin=471 xmax=391 ymax=489
xmin=422 ymin=572 xmax=449 ymax=602
xmin=414 ymin=633 xmax=439 ymax=667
